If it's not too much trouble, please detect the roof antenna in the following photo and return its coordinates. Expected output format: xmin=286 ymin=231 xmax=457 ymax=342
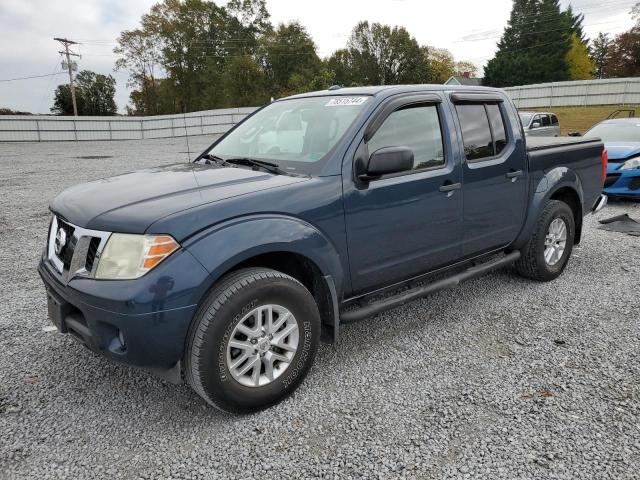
xmin=183 ymin=106 xmax=191 ymax=162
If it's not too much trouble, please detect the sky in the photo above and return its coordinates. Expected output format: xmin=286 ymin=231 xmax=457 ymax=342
xmin=0 ymin=0 xmax=636 ymax=114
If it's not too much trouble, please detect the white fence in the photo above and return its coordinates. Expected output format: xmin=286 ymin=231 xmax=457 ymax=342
xmin=3 ymin=78 xmax=640 ymax=142
xmin=0 ymin=107 xmax=257 ymax=142
xmin=505 ymin=77 xmax=640 ymax=108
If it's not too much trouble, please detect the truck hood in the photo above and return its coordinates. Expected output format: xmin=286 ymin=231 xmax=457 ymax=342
xmin=50 ymin=163 xmax=309 ymax=233
xmin=604 ymin=142 xmax=640 ymax=162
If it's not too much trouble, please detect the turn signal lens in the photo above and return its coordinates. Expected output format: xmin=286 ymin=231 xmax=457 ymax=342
xmin=95 ymin=234 xmax=180 ymax=280
xmin=601 ymin=149 xmax=608 ymax=183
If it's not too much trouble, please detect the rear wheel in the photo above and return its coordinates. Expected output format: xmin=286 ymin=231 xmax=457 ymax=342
xmin=516 ymin=200 xmax=575 ymax=281
xmin=185 ymin=267 xmax=320 ymax=413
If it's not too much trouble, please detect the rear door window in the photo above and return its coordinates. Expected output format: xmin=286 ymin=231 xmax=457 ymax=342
xmin=456 ymin=103 xmax=509 ymax=161
xmin=455 ymin=104 xmax=494 ymax=160
xmin=551 ymin=114 xmax=559 ymax=126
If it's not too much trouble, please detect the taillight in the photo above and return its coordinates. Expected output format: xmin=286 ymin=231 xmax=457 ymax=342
xmin=601 ymin=149 xmax=608 ymax=184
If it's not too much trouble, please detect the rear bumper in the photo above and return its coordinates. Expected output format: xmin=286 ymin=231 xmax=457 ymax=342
xmin=38 ymin=252 xmax=208 ymax=376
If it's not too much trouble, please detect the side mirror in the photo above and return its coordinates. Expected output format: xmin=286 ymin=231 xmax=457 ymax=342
xmin=358 ymin=146 xmax=414 ymax=181
xmin=530 ymin=122 xmax=541 ymax=129
xmin=568 ymin=131 xmax=582 ymax=137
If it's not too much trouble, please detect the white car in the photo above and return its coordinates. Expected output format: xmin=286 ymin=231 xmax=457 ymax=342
xmin=520 ymin=111 xmax=561 ymax=137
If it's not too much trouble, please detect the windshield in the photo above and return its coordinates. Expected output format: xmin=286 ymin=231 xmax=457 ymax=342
xmin=584 ymin=122 xmax=640 ymax=143
xmin=519 ymin=113 xmax=533 ymax=126
xmin=206 ymin=95 xmax=369 ymax=175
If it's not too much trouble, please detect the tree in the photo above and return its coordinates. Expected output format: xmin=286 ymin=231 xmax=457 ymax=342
xmin=0 ymin=108 xmax=32 ymax=115
xmin=566 ymin=32 xmax=595 ymax=80
xmin=220 ymin=55 xmax=269 ymax=107
xmin=328 ymin=21 xmax=431 ymax=86
xmin=76 ymin=71 xmax=117 ymax=115
xmin=261 ymin=22 xmax=324 ymax=98
xmin=455 ymin=61 xmax=478 ymax=78
xmin=603 ymin=3 xmax=640 ymax=78
xmin=427 ymin=47 xmax=477 ymax=83
xmin=591 ymin=32 xmax=611 ymax=79
xmin=605 ymin=28 xmax=640 ymax=78
xmin=51 ymin=70 xmax=117 ymax=116
xmin=114 ymin=28 xmax=163 ymax=115
xmin=115 ymin=0 xmax=275 ymax=114
xmin=484 ymin=0 xmax=574 ymax=87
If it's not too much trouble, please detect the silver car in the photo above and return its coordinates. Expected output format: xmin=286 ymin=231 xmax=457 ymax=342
xmin=519 ymin=111 xmax=560 ymax=137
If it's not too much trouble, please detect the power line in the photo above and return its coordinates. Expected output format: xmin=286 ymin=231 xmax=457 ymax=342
xmin=0 ymin=72 xmax=66 ymax=82
xmin=38 ymin=53 xmax=65 ymax=113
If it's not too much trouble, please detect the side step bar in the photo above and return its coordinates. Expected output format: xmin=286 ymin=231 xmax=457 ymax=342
xmin=340 ymin=251 xmax=521 ymax=324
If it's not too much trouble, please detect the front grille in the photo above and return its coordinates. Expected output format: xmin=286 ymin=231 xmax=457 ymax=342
xmin=46 ymin=215 xmax=110 ymax=282
xmin=57 ymin=220 xmax=76 ymax=268
xmin=604 ymin=174 xmax=621 ymax=188
xmin=85 ymin=237 xmax=101 ymax=272
xmin=629 ymin=177 xmax=640 ymax=191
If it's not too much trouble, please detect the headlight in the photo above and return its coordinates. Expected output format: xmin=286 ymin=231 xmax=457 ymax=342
xmin=620 ymin=158 xmax=640 ymax=170
xmin=95 ymin=234 xmax=179 ymax=280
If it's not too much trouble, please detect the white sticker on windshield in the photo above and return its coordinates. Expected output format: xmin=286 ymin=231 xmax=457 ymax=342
xmin=325 ymin=97 xmax=368 ymax=107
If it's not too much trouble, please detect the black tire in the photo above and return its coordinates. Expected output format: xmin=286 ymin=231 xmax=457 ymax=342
xmin=515 ymin=200 xmax=575 ymax=282
xmin=185 ymin=267 xmax=320 ymax=414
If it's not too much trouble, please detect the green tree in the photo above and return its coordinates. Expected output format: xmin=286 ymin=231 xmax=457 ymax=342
xmin=261 ymin=22 xmax=323 ymax=98
xmin=484 ymin=0 xmax=574 ymax=87
xmin=328 ymin=21 xmax=431 ymax=86
xmin=77 ymin=71 xmax=117 ymax=115
xmin=566 ymin=32 xmax=595 ymax=80
xmin=114 ymin=28 xmax=163 ymax=115
xmin=51 ymin=84 xmax=84 ymax=116
xmin=115 ymin=0 xmax=275 ymax=114
xmin=221 ymin=55 xmax=269 ymax=107
xmin=51 ymin=70 xmax=117 ymax=116
xmin=591 ymin=32 xmax=611 ymax=79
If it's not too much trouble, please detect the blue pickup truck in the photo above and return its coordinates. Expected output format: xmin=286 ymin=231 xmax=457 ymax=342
xmin=39 ymin=85 xmax=607 ymax=413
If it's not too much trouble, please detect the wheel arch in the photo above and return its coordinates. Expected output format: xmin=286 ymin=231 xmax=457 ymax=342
xmin=512 ymin=167 xmax=584 ymax=249
xmin=184 ymin=215 xmax=344 ymax=342
xmin=549 ymin=186 xmax=583 ymax=244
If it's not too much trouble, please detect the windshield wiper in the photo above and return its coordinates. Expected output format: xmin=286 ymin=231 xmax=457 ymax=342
xmin=225 ymin=157 xmax=287 ymax=175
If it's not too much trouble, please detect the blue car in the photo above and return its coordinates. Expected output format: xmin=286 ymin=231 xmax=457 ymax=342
xmin=584 ymin=118 xmax=640 ymax=198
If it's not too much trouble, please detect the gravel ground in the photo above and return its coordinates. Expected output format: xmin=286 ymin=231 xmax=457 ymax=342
xmin=1 ymin=138 xmax=639 ymax=480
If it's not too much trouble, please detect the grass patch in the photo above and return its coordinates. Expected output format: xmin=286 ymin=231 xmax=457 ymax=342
xmin=520 ymin=105 xmax=640 ymax=135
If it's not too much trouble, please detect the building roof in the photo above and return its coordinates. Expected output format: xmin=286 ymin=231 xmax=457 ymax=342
xmin=444 ymin=76 xmax=483 ymax=86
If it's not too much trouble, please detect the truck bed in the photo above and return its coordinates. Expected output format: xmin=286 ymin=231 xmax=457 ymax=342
xmin=526 ymin=136 xmax=600 ymax=151
xmin=526 ymin=135 xmax=604 ymax=215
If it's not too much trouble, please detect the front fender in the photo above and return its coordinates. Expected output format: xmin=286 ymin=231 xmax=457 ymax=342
xmin=183 ymin=214 xmax=345 ymax=295
xmin=512 ymin=167 xmax=584 ymax=250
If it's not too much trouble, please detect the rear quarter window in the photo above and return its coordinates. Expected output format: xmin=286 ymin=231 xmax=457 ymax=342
xmin=486 ymin=104 xmax=507 ymax=155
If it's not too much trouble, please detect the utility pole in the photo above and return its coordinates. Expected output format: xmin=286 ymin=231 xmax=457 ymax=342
xmin=54 ymin=37 xmax=80 ymax=116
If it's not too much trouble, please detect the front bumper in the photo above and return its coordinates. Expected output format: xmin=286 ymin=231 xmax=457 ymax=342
xmin=38 ymin=248 xmax=210 ymax=377
xmin=603 ymin=168 xmax=640 ymax=198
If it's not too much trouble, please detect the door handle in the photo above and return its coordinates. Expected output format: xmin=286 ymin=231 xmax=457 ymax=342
xmin=439 ymin=182 xmax=462 ymax=193
xmin=506 ymin=170 xmax=524 ymax=179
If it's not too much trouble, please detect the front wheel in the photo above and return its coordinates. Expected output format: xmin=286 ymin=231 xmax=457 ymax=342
xmin=515 ymin=200 xmax=575 ymax=282
xmin=185 ymin=268 xmax=320 ymax=413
